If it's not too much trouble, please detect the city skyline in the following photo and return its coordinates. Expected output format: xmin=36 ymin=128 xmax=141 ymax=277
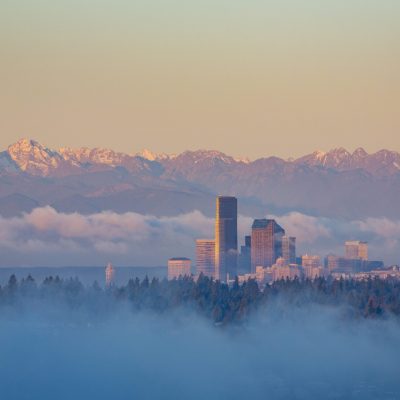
xmin=2 ymin=1 xmax=399 ymax=398
xmin=166 ymin=194 xmax=388 ymax=283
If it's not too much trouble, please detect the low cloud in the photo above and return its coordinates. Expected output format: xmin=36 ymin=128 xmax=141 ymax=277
xmin=275 ymin=212 xmax=331 ymax=244
xmin=0 ymin=207 xmax=398 ymax=267
xmin=0 ymin=207 xmax=214 ymax=266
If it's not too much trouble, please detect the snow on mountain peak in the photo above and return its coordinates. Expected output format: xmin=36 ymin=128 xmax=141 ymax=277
xmin=234 ymin=156 xmax=251 ymax=164
xmin=329 ymin=147 xmax=350 ymax=157
xmin=2 ymin=139 xmax=399 ymax=178
xmin=313 ymin=150 xmax=327 ymax=161
xmin=137 ymin=149 xmax=171 ymax=161
xmin=352 ymin=147 xmax=368 ymax=158
xmin=59 ymin=146 xmax=127 ymax=166
xmin=7 ymin=138 xmax=62 ymax=174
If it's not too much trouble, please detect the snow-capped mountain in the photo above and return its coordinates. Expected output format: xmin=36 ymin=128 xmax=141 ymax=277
xmin=59 ymin=146 xmax=163 ymax=175
xmin=4 ymin=139 xmax=163 ymax=176
xmin=295 ymin=147 xmax=400 ymax=176
xmin=7 ymin=138 xmax=75 ymax=176
xmin=0 ymin=138 xmax=399 ymax=219
xmin=4 ymin=138 xmax=400 ymax=178
xmin=136 ymin=149 xmax=172 ymax=161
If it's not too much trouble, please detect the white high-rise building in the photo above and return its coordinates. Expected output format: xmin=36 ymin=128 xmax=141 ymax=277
xmin=105 ymin=263 xmax=115 ymax=287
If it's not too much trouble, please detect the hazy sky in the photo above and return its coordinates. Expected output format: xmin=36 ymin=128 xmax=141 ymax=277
xmin=1 ymin=0 xmax=399 ymax=158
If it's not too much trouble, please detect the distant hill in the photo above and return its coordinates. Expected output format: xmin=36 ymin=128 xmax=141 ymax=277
xmin=0 ymin=138 xmax=399 ymax=218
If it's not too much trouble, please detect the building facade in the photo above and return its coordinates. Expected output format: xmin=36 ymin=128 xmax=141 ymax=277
xmin=196 ymin=239 xmax=215 ymax=278
xmin=168 ymin=258 xmax=191 ymax=280
xmin=345 ymin=241 xmax=368 ymax=260
xmin=282 ymin=236 xmax=296 ymax=265
xmin=250 ymin=219 xmax=285 ymax=272
xmin=325 ymin=254 xmax=383 ymax=275
xmin=239 ymin=235 xmax=251 ymax=274
xmin=215 ymin=196 xmax=238 ymax=282
xmin=302 ymin=254 xmax=322 ymax=279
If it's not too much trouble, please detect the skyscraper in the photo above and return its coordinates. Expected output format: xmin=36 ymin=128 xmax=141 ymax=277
xmin=239 ymin=235 xmax=251 ymax=273
xmin=196 ymin=239 xmax=215 ymax=278
xmin=215 ymin=196 xmax=238 ymax=282
xmin=345 ymin=241 xmax=368 ymax=260
xmin=251 ymin=219 xmax=285 ymax=272
xmin=282 ymin=236 xmax=296 ymax=265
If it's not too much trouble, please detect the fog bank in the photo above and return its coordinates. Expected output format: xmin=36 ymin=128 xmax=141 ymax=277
xmin=0 ymin=207 xmax=399 ymax=266
xmin=0 ymin=303 xmax=399 ymax=400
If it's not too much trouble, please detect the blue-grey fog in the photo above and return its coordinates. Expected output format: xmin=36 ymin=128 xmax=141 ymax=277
xmin=1 ymin=299 xmax=399 ymax=400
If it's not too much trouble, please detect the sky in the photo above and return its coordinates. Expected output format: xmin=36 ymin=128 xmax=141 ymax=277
xmin=0 ymin=0 xmax=399 ymax=159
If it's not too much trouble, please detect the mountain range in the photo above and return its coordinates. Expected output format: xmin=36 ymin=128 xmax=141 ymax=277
xmin=0 ymin=138 xmax=399 ymax=219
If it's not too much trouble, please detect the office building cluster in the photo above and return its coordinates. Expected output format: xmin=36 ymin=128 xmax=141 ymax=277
xmin=168 ymin=196 xmax=384 ymax=284
xmin=325 ymin=240 xmax=383 ymax=277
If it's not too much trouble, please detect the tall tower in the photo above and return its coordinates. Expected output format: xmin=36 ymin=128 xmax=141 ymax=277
xmin=215 ymin=196 xmax=238 ymax=282
xmin=196 ymin=239 xmax=215 ymax=278
xmin=251 ymin=219 xmax=285 ymax=272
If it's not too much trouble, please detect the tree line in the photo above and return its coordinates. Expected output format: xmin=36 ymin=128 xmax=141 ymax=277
xmin=1 ymin=274 xmax=400 ymax=325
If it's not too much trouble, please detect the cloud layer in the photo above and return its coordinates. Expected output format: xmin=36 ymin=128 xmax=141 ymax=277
xmin=0 ymin=207 xmax=398 ymax=267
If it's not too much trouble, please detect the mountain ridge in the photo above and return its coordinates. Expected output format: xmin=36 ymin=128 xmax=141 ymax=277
xmin=1 ymin=138 xmax=400 ymax=178
xmin=0 ymin=138 xmax=399 ymax=220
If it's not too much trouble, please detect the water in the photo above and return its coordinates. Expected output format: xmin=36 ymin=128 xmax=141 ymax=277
xmin=0 ymin=266 xmax=167 ymax=287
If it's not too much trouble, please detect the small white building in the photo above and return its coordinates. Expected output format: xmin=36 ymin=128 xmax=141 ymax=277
xmin=168 ymin=258 xmax=191 ymax=280
xmin=105 ymin=262 xmax=115 ymax=287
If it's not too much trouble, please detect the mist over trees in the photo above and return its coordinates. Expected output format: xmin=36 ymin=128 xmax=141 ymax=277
xmin=1 ymin=274 xmax=400 ymax=325
xmin=2 ymin=273 xmax=400 ymax=399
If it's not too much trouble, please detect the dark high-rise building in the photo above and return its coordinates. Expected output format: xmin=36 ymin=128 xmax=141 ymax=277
xmin=282 ymin=236 xmax=296 ymax=265
xmin=239 ymin=235 xmax=251 ymax=274
xmin=251 ymin=219 xmax=285 ymax=272
xmin=215 ymin=196 xmax=238 ymax=282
